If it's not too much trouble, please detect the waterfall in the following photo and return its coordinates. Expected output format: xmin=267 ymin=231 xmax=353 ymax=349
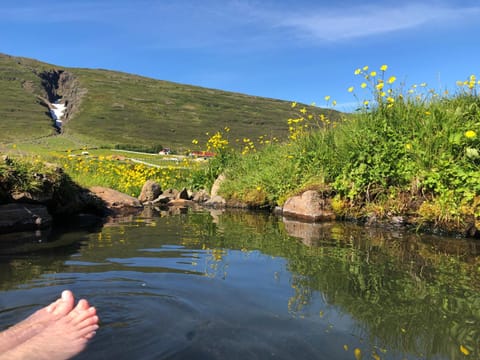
xmin=50 ymin=100 xmax=66 ymax=129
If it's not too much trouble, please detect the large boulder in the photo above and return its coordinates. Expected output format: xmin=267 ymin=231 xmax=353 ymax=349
xmin=282 ymin=190 xmax=335 ymax=222
xmin=138 ymin=180 xmax=162 ymax=203
xmin=0 ymin=203 xmax=52 ymax=234
xmin=89 ymin=186 xmax=142 ymax=212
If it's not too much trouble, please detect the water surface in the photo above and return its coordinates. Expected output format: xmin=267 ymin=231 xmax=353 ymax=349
xmin=0 ymin=209 xmax=479 ymax=359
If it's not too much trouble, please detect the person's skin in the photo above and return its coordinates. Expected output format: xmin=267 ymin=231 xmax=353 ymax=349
xmin=0 ymin=290 xmax=99 ymax=360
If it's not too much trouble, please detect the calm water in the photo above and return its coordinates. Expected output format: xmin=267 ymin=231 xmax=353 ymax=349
xmin=0 ymin=209 xmax=479 ymax=359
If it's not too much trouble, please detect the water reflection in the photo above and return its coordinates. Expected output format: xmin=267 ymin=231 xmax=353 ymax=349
xmin=0 ymin=209 xmax=479 ymax=359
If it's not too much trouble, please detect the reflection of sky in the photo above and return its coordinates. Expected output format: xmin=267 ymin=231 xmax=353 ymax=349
xmin=104 ymin=245 xmax=359 ymax=337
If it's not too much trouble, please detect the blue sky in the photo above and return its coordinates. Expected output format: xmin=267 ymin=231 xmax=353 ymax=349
xmin=1 ymin=0 xmax=479 ymax=110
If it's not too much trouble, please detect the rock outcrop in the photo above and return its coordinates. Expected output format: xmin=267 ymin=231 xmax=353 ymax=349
xmin=138 ymin=180 xmax=162 ymax=203
xmin=89 ymin=186 xmax=142 ymax=213
xmin=0 ymin=203 xmax=52 ymax=234
xmin=282 ymin=190 xmax=335 ymax=222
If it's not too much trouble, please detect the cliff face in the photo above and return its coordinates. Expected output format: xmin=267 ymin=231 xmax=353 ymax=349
xmin=39 ymin=70 xmax=86 ymax=124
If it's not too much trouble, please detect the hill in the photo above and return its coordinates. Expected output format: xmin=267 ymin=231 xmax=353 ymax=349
xmin=0 ymin=53 xmax=340 ymax=152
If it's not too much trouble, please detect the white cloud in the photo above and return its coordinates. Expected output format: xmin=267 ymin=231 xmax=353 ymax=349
xmin=261 ymin=2 xmax=480 ymax=42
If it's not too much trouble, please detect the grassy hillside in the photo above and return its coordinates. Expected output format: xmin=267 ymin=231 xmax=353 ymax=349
xmin=0 ymin=53 xmax=339 ymax=152
xmin=0 ymin=54 xmax=57 ymax=143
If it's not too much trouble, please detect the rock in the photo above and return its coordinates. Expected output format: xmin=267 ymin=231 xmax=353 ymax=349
xmin=138 ymin=180 xmax=162 ymax=203
xmin=162 ymin=189 xmax=179 ymax=199
xmin=0 ymin=203 xmax=52 ymax=234
xmin=210 ymin=174 xmax=226 ymax=198
xmin=168 ymin=199 xmax=194 ymax=207
xmin=152 ymin=195 xmax=171 ymax=205
xmin=177 ymin=188 xmax=190 ymax=200
xmin=192 ymin=189 xmax=210 ymax=203
xmin=89 ymin=186 xmax=142 ymax=212
xmin=282 ymin=190 xmax=335 ymax=222
xmin=205 ymin=195 xmax=226 ymax=208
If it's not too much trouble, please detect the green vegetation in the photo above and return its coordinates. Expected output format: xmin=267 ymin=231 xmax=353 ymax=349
xmin=0 ymin=54 xmax=56 ymax=142
xmin=0 ymin=53 xmax=337 ymax=151
xmin=201 ymin=66 xmax=480 ymax=233
xmin=1 ymin=53 xmax=479 ymax=235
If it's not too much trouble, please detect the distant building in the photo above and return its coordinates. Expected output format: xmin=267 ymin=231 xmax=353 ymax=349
xmin=189 ymin=151 xmax=215 ymax=159
xmin=159 ymin=148 xmax=171 ymax=155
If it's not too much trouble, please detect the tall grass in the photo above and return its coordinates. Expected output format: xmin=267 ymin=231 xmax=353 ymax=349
xmin=210 ymin=67 xmax=480 ymax=229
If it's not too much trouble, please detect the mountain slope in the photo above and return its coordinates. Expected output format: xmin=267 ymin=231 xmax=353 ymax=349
xmin=0 ymin=53 xmax=340 ymax=150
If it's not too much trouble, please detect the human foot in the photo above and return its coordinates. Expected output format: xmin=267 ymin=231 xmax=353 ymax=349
xmin=0 ymin=301 xmax=99 ymax=360
xmin=0 ymin=290 xmax=85 ymax=353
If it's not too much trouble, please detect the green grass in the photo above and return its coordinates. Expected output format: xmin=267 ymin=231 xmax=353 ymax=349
xmin=209 ymin=68 xmax=480 ymax=232
xmin=0 ymin=53 xmax=340 ymax=152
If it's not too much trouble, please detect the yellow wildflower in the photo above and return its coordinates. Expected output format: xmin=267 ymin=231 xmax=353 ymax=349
xmin=324 ymin=95 xmax=331 ymax=101
xmin=354 ymin=68 xmax=361 ymax=75
xmin=380 ymin=64 xmax=388 ymax=71
xmin=291 ymin=101 xmax=297 ymax=108
xmin=361 ymin=82 xmax=367 ymax=89
xmin=362 ymin=65 xmax=369 ymax=71
xmin=348 ymin=86 xmax=354 ymax=93
xmin=460 ymin=345 xmax=470 ymax=356
xmin=370 ymin=71 xmax=377 ymax=77
xmin=387 ymin=76 xmax=396 ymax=84
xmin=465 ymin=130 xmax=477 ymax=139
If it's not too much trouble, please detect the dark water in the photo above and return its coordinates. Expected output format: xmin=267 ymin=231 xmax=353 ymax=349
xmin=0 ymin=209 xmax=479 ymax=359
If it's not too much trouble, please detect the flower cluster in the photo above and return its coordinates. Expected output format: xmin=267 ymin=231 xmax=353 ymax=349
xmin=456 ymin=74 xmax=480 ymax=95
xmin=58 ymin=154 xmax=189 ymax=196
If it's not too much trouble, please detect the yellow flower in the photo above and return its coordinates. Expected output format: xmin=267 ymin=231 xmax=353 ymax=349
xmin=354 ymin=68 xmax=361 ymax=75
xmin=465 ymin=130 xmax=477 ymax=139
xmin=380 ymin=64 xmax=388 ymax=71
xmin=362 ymin=65 xmax=369 ymax=71
xmin=300 ymin=107 xmax=307 ymax=114
xmin=348 ymin=86 xmax=354 ymax=93
xmin=387 ymin=76 xmax=396 ymax=84
xmin=332 ymin=100 xmax=337 ymax=106
xmin=363 ymin=100 xmax=369 ymax=106
xmin=376 ymin=82 xmax=384 ymax=90
xmin=370 ymin=71 xmax=377 ymax=77
xmin=324 ymin=95 xmax=331 ymax=101
xmin=191 ymin=139 xmax=198 ymax=144
xmin=361 ymin=82 xmax=367 ymax=89
xmin=354 ymin=348 xmax=362 ymax=360
xmin=291 ymin=101 xmax=297 ymax=108
xmin=460 ymin=345 xmax=470 ymax=356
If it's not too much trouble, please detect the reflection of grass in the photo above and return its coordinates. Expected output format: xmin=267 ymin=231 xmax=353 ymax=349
xmin=76 ymin=211 xmax=480 ymax=359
